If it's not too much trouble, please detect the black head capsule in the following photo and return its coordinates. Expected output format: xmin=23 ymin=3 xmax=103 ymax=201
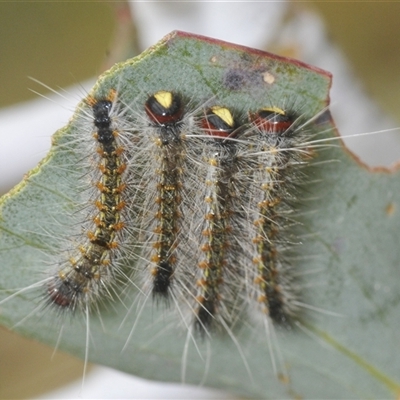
xmin=93 ymin=100 xmax=113 ymax=129
xmin=145 ymin=91 xmax=184 ymax=125
xmin=92 ymin=99 xmax=114 ymax=145
xmin=202 ymin=106 xmax=236 ymax=138
xmin=145 ymin=91 xmax=184 ymax=145
xmin=250 ymin=107 xmax=293 ymax=135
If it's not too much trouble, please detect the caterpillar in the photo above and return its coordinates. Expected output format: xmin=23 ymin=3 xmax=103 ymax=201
xmin=45 ymin=90 xmax=131 ymax=311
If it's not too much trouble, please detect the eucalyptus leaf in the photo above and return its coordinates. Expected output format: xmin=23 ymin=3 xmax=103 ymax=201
xmin=1 ymin=31 xmax=399 ymax=399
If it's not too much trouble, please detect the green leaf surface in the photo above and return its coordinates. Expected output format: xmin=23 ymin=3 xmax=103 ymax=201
xmin=1 ymin=31 xmax=399 ymax=398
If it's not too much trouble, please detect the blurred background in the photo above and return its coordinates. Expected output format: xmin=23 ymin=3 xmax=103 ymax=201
xmin=1 ymin=1 xmax=399 ymax=398
xmin=1 ymin=2 xmax=400 ymax=113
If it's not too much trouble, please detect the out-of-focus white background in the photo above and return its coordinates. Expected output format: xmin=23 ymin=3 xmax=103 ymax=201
xmin=1 ymin=2 xmax=399 ymax=398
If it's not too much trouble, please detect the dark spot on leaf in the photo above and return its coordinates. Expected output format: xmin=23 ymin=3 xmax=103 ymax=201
xmin=224 ymin=69 xmax=263 ymax=90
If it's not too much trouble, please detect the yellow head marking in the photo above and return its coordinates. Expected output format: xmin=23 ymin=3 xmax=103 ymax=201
xmin=154 ymin=91 xmax=173 ymax=109
xmin=210 ymin=106 xmax=234 ymax=128
xmin=261 ymin=106 xmax=286 ymax=116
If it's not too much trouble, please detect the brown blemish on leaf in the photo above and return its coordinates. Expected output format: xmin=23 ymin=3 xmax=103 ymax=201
xmin=385 ymin=202 xmax=396 ymax=216
xmin=278 ymin=371 xmax=290 ymax=385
